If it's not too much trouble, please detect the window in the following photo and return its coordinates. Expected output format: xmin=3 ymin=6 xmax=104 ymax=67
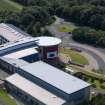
xmin=47 ymin=51 xmax=57 ymax=59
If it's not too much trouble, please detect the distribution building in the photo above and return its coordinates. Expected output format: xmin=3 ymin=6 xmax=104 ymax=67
xmin=0 ymin=23 xmax=90 ymax=105
xmin=16 ymin=61 xmax=90 ymax=105
xmin=5 ymin=73 xmax=67 ymax=105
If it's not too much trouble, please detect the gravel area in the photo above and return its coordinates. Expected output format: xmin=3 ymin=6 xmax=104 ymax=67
xmin=0 ymin=68 xmax=9 ymax=80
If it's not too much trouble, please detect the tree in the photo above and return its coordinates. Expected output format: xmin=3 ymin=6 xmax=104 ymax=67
xmin=88 ymin=14 xmax=104 ymax=29
xmin=72 ymin=27 xmax=105 ymax=47
xmin=91 ymin=94 xmax=105 ymax=105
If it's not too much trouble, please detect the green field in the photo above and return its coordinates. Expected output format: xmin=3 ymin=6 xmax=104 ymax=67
xmin=75 ymin=71 xmax=105 ymax=93
xmin=60 ymin=48 xmax=89 ymax=65
xmin=0 ymin=0 xmax=23 ymax=12
xmin=57 ymin=23 xmax=77 ymax=32
xmin=0 ymin=88 xmax=16 ymax=105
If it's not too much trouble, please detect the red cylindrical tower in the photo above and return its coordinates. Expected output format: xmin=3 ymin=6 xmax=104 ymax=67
xmin=35 ymin=36 xmax=61 ymax=61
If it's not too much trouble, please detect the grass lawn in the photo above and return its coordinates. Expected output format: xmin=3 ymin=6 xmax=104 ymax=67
xmin=84 ymin=75 xmax=105 ymax=93
xmin=70 ymin=65 xmax=105 ymax=80
xmin=60 ymin=48 xmax=89 ymax=65
xmin=70 ymin=67 xmax=105 ymax=93
xmin=67 ymin=65 xmax=105 ymax=93
xmin=85 ymin=77 xmax=105 ymax=93
xmin=0 ymin=88 xmax=16 ymax=105
xmin=57 ymin=23 xmax=77 ymax=32
xmin=0 ymin=0 xmax=23 ymax=12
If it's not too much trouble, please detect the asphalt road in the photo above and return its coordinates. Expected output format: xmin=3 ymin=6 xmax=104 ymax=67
xmin=47 ymin=18 xmax=105 ymax=72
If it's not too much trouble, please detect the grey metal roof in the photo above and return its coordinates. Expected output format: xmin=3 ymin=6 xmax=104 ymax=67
xmin=0 ymin=37 xmax=37 ymax=55
xmin=6 ymin=24 xmax=30 ymax=37
xmin=0 ymin=57 xmax=29 ymax=67
xmin=20 ymin=61 xmax=90 ymax=94
xmin=6 ymin=73 xmax=66 ymax=105
xmin=3 ymin=47 xmax=38 ymax=59
xmin=0 ymin=23 xmax=26 ymax=42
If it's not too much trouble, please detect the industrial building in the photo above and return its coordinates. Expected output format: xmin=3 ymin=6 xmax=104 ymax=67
xmin=16 ymin=61 xmax=90 ymax=105
xmin=3 ymin=47 xmax=39 ymax=62
xmin=5 ymin=73 xmax=67 ymax=105
xmin=0 ymin=23 xmax=90 ymax=105
xmin=0 ymin=23 xmax=27 ymax=42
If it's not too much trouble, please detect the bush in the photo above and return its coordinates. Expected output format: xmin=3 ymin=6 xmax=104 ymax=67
xmin=91 ymin=77 xmax=95 ymax=83
xmin=74 ymin=72 xmax=83 ymax=79
xmin=99 ymin=79 xmax=104 ymax=84
xmin=100 ymin=84 xmax=105 ymax=89
xmin=92 ymin=83 xmax=96 ymax=88
xmin=82 ymin=76 xmax=89 ymax=81
xmin=72 ymin=27 xmax=105 ymax=48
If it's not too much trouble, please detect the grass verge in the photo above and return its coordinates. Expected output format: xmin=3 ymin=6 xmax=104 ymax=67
xmin=68 ymin=65 xmax=105 ymax=93
xmin=0 ymin=88 xmax=16 ymax=105
xmin=60 ymin=48 xmax=89 ymax=65
xmin=0 ymin=0 xmax=23 ymax=12
xmin=57 ymin=23 xmax=77 ymax=32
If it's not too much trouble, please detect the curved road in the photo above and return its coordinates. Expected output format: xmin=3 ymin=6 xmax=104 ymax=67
xmin=47 ymin=18 xmax=105 ymax=72
xmin=61 ymin=35 xmax=105 ymax=70
xmin=68 ymin=43 xmax=105 ymax=70
xmin=81 ymin=52 xmax=99 ymax=70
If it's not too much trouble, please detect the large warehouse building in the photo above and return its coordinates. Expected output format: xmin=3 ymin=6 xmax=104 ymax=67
xmin=5 ymin=73 xmax=66 ymax=105
xmin=16 ymin=61 xmax=90 ymax=105
xmin=0 ymin=23 xmax=90 ymax=105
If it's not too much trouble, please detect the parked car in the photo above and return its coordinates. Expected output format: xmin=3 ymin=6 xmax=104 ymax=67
xmin=68 ymin=32 xmax=72 ymax=34
xmin=70 ymin=48 xmax=82 ymax=52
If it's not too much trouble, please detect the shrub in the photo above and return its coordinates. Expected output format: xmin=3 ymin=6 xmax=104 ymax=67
xmin=100 ymin=84 xmax=105 ymax=89
xmin=92 ymin=83 xmax=96 ymax=88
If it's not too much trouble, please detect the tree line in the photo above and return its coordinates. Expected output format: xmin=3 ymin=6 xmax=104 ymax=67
xmin=81 ymin=94 xmax=105 ymax=105
xmin=72 ymin=27 xmax=105 ymax=47
xmin=2 ymin=0 xmax=105 ymax=47
xmin=11 ymin=0 xmax=105 ymax=31
xmin=55 ymin=1 xmax=105 ymax=31
xmin=0 ymin=6 xmax=54 ymax=37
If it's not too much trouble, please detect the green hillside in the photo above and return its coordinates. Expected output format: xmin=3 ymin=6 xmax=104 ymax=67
xmin=0 ymin=0 xmax=23 ymax=12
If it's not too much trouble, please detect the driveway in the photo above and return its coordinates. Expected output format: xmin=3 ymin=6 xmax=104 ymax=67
xmin=47 ymin=17 xmax=105 ymax=72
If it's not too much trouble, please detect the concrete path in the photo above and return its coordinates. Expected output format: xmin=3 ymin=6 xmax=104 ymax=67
xmin=81 ymin=52 xmax=99 ymax=70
